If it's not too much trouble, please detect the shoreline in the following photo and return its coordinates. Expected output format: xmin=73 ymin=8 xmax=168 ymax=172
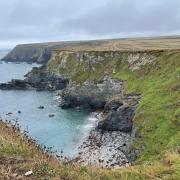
xmin=72 ymin=111 xmax=134 ymax=169
xmin=0 ymin=110 xmax=133 ymax=169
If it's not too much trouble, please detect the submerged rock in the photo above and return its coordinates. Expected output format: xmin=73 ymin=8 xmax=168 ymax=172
xmin=48 ymin=113 xmax=55 ymax=118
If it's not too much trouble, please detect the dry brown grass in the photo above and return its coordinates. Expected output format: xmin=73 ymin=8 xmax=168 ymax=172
xmin=55 ymin=37 xmax=180 ymax=52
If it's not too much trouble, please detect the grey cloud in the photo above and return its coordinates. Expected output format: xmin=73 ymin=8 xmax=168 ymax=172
xmin=0 ymin=0 xmax=180 ymax=49
xmin=61 ymin=0 xmax=180 ymax=36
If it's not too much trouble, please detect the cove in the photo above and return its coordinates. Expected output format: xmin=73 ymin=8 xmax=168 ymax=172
xmin=0 ymin=62 xmax=97 ymax=157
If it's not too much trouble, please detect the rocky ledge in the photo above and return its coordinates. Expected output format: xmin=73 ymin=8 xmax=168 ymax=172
xmin=0 ymin=66 xmax=69 ymax=91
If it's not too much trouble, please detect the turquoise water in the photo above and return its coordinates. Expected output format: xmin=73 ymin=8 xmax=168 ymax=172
xmin=0 ymin=61 xmax=97 ymax=157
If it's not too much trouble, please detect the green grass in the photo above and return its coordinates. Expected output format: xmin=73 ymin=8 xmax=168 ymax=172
xmin=114 ymin=51 xmax=180 ymax=163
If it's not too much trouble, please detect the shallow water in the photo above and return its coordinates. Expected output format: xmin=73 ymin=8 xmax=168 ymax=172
xmin=0 ymin=61 xmax=97 ymax=157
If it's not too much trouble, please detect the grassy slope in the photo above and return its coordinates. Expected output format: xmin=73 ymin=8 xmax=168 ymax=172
xmin=0 ymin=121 xmax=179 ymax=179
xmin=114 ymin=51 xmax=180 ymax=163
xmin=1 ymin=50 xmax=180 ymax=179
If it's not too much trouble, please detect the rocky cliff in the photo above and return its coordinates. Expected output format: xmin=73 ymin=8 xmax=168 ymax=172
xmin=2 ymin=36 xmax=180 ymax=64
xmin=0 ymin=40 xmax=107 ymax=64
xmin=47 ymin=49 xmax=180 ymax=164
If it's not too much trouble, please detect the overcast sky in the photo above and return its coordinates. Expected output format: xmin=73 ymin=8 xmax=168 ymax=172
xmin=1 ymin=0 xmax=180 ymax=49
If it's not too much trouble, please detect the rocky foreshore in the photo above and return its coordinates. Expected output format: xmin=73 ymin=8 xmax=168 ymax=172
xmin=74 ymin=129 xmax=133 ymax=168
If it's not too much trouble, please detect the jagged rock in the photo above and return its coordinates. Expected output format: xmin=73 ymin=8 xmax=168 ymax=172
xmin=0 ymin=79 xmax=32 ymax=90
xmin=104 ymin=99 xmax=123 ymax=112
xmin=98 ymin=105 xmax=135 ymax=133
xmin=60 ymin=91 xmax=106 ymax=110
xmin=60 ymin=77 xmax=124 ymax=111
xmin=25 ymin=66 xmax=69 ymax=90
xmin=0 ymin=66 xmax=69 ymax=91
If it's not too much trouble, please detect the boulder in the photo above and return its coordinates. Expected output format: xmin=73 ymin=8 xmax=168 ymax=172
xmin=98 ymin=105 xmax=135 ymax=133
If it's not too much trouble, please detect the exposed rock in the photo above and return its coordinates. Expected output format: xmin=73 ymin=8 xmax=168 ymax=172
xmin=98 ymin=105 xmax=135 ymax=132
xmin=48 ymin=113 xmax=55 ymax=118
xmin=104 ymin=99 xmax=123 ymax=112
xmin=60 ymin=77 xmax=124 ymax=111
xmin=6 ymin=112 xmax=13 ymax=116
xmin=0 ymin=66 xmax=69 ymax=91
xmin=60 ymin=89 xmax=106 ymax=110
xmin=25 ymin=66 xmax=69 ymax=91
xmin=38 ymin=106 xmax=44 ymax=109
xmin=1 ymin=40 xmax=107 ymax=64
xmin=0 ymin=79 xmax=32 ymax=90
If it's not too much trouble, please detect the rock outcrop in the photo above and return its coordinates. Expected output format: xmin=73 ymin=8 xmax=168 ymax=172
xmin=0 ymin=66 xmax=69 ymax=91
xmin=60 ymin=76 xmax=124 ymax=110
xmin=1 ymin=40 xmax=107 ymax=64
xmin=98 ymin=95 xmax=140 ymax=133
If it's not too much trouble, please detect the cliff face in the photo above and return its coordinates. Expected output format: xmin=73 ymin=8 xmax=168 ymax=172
xmin=1 ymin=40 xmax=107 ymax=64
xmin=47 ymin=50 xmax=161 ymax=83
xmin=3 ymin=36 xmax=180 ymax=64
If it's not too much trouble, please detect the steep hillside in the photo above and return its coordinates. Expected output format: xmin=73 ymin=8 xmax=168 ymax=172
xmin=0 ymin=40 xmax=107 ymax=64
xmin=47 ymin=49 xmax=180 ymax=163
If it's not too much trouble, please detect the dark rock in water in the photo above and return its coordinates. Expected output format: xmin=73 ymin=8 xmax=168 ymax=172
xmin=48 ymin=113 xmax=55 ymax=118
xmin=38 ymin=106 xmax=44 ymax=109
xmin=98 ymin=105 xmax=135 ymax=133
xmin=0 ymin=66 xmax=69 ymax=91
xmin=6 ymin=112 xmax=12 ymax=116
xmin=25 ymin=66 xmax=69 ymax=91
xmin=0 ymin=79 xmax=32 ymax=90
